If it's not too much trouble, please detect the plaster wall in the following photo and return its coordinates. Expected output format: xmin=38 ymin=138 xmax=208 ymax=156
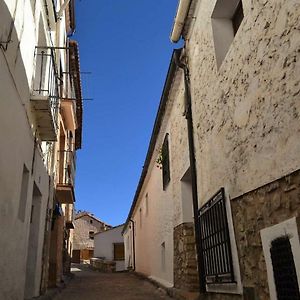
xmin=94 ymin=225 xmax=125 ymax=271
xmin=185 ymin=0 xmax=300 ymax=205
xmin=126 ymin=66 xmax=196 ymax=288
xmin=0 ymin=0 xmax=69 ymax=298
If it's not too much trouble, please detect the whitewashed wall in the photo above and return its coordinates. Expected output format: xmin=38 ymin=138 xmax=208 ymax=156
xmin=0 ymin=0 xmax=68 ymax=298
xmin=94 ymin=225 xmax=125 ymax=272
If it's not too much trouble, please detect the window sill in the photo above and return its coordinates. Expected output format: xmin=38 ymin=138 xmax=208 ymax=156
xmin=206 ymin=282 xmax=242 ymax=294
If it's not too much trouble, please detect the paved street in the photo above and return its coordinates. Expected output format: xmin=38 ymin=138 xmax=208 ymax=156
xmin=54 ymin=264 xmax=173 ymax=300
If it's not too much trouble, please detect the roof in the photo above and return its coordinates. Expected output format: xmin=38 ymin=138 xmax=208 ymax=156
xmin=69 ymin=40 xmax=83 ymax=150
xmin=94 ymin=223 xmax=125 ymax=236
xmin=75 ymin=211 xmax=112 ymax=227
xmin=122 ymin=49 xmax=181 ymax=234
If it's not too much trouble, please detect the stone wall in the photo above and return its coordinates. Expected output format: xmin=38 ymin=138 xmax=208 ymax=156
xmin=231 ymin=169 xmax=300 ymax=299
xmin=186 ymin=0 xmax=300 ymax=204
xmin=174 ymin=223 xmax=199 ymax=292
xmin=90 ymin=258 xmax=116 ymax=273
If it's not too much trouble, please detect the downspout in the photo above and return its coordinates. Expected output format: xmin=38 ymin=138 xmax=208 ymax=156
xmin=174 ymin=50 xmax=206 ymax=293
xmin=170 ymin=0 xmax=192 ymax=43
xmin=129 ymin=220 xmax=136 ymax=271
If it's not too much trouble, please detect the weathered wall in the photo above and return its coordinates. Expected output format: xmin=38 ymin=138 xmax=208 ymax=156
xmin=0 ymin=2 xmax=51 ymax=298
xmin=73 ymin=215 xmax=107 ymax=250
xmin=186 ymin=0 xmax=300 ymax=205
xmin=127 ymin=62 xmax=196 ymax=288
xmin=173 ymin=223 xmax=199 ymax=292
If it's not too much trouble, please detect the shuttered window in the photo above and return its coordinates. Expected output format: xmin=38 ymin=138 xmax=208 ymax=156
xmin=162 ymin=134 xmax=170 ymax=190
xmin=270 ymin=236 xmax=300 ymax=300
xmin=114 ymin=243 xmax=125 ymax=261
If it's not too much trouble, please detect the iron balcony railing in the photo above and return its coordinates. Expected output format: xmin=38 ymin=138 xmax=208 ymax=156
xmin=58 ymin=150 xmax=76 ymax=187
xmin=32 ymin=46 xmax=60 ymax=130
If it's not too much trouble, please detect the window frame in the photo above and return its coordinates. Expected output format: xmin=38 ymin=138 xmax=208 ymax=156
xmin=113 ymin=243 xmax=125 ymax=261
xmin=198 ymin=188 xmax=235 ymax=285
xmin=162 ymin=134 xmax=171 ymax=190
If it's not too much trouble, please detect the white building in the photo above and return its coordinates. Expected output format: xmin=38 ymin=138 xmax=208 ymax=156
xmin=0 ymin=1 xmax=82 ymax=299
xmin=124 ymin=0 xmax=300 ymax=299
xmin=94 ymin=224 xmax=125 ymax=272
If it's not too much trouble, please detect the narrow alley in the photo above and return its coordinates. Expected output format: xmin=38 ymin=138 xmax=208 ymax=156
xmin=54 ymin=264 xmax=174 ymax=300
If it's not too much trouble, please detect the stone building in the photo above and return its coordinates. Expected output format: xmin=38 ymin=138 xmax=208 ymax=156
xmin=72 ymin=212 xmax=111 ymax=262
xmin=0 ymin=0 xmax=83 ymax=299
xmin=124 ymin=0 xmax=300 ymax=299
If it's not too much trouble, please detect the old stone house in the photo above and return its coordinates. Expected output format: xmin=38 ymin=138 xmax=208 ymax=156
xmin=124 ymin=0 xmax=300 ymax=299
xmin=72 ymin=212 xmax=111 ymax=262
xmin=0 ymin=0 xmax=83 ymax=299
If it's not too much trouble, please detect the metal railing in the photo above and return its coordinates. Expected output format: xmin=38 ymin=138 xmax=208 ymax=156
xmin=58 ymin=150 xmax=76 ymax=186
xmin=32 ymin=46 xmax=60 ymax=130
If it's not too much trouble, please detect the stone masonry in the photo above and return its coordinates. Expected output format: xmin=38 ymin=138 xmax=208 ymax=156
xmin=231 ymin=169 xmax=300 ymax=299
xmin=174 ymin=223 xmax=199 ymax=292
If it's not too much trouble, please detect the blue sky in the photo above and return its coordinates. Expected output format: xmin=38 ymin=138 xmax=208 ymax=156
xmin=74 ymin=0 xmax=180 ymax=226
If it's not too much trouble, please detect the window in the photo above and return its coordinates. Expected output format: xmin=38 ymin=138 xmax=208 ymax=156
xmin=232 ymin=1 xmax=244 ymax=35
xmin=139 ymin=208 xmax=142 ymax=228
xmin=18 ymin=165 xmax=30 ymax=222
xmin=114 ymin=243 xmax=125 ymax=261
xmin=198 ymin=188 xmax=234 ymax=284
xmin=145 ymin=193 xmax=149 ymax=216
xmin=211 ymin=0 xmax=244 ymax=68
xmin=162 ymin=134 xmax=170 ymax=190
xmin=261 ymin=217 xmax=300 ymax=300
xmin=270 ymin=237 xmax=300 ymax=299
xmin=89 ymin=231 xmax=94 ymax=240
xmin=161 ymin=242 xmax=166 ymax=271
xmin=90 ymin=219 xmax=93 ymax=224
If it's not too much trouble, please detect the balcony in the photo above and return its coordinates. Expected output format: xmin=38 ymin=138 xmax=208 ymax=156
xmin=31 ymin=47 xmax=59 ymax=141
xmin=60 ymin=74 xmax=77 ymax=131
xmin=56 ymin=150 xmax=76 ymax=204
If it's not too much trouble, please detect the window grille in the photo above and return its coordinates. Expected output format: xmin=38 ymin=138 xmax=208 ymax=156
xmin=270 ymin=236 xmax=300 ymax=300
xmin=198 ymin=188 xmax=235 ymax=284
xmin=162 ymin=134 xmax=170 ymax=190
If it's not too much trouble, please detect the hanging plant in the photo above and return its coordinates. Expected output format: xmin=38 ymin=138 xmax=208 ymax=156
xmin=156 ymin=148 xmax=163 ymax=169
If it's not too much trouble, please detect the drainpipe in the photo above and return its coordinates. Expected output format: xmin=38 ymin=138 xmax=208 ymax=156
xmin=174 ymin=50 xmax=206 ymax=293
xmin=129 ymin=220 xmax=136 ymax=271
xmin=170 ymin=0 xmax=192 ymax=43
xmin=57 ymin=0 xmax=71 ymax=19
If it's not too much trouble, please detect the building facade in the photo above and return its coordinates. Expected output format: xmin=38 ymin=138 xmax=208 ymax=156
xmin=124 ymin=0 xmax=300 ymax=299
xmin=72 ymin=212 xmax=111 ymax=263
xmin=94 ymin=224 xmax=125 ymax=272
xmin=0 ymin=0 xmax=82 ymax=299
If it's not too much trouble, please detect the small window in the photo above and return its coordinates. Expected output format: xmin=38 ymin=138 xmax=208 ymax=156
xmin=145 ymin=193 xmax=149 ymax=216
xmin=162 ymin=134 xmax=170 ymax=190
xmin=18 ymin=165 xmax=30 ymax=222
xmin=232 ymin=1 xmax=244 ymax=35
xmin=198 ymin=188 xmax=234 ymax=284
xmin=270 ymin=236 xmax=300 ymax=299
xmin=89 ymin=231 xmax=94 ymax=240
xmin=211 ymin=0 xmax=244 ymax=68
xmin=114 ymin=243 xmax=125 ymax=261
xmin=161 ymin=242 xmax=166 ymax=271
xmin=139 ymin=208 xmax=142 ymax=228
xmin=90 ymin=219 xmax=93 ymax=224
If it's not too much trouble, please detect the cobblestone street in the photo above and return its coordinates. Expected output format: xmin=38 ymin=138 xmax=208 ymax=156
xmin=53 ymin=264 xmax=173 ymax=300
